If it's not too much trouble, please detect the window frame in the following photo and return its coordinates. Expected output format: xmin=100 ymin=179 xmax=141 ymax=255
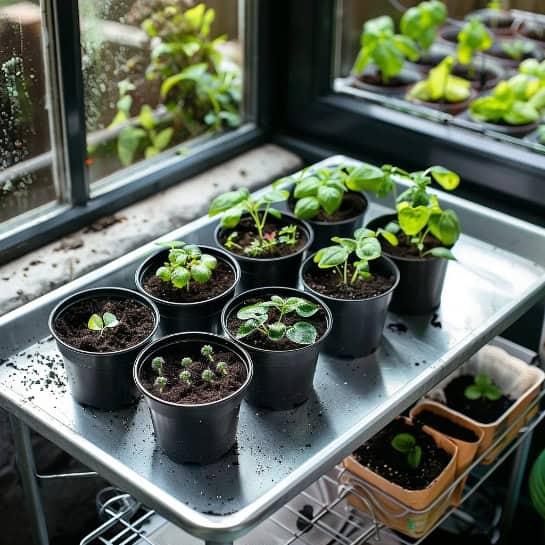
xmin=0 ymin=0 xmax=270 ymax=262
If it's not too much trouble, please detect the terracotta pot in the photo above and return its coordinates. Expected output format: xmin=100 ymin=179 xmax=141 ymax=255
xmin=405 ymin=89 xmax=477 ymax=116
xmin=341 ymin=417 xmax=458 ymax=538
xmin=426 ymin=344 xmax=545 ymax=464
xmin=410 ymin=401 xmax=484 ymax=506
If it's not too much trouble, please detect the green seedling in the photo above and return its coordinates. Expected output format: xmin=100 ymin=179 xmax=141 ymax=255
xmin=457 ymin=19 xmax=493 ymax=77
xmin=202 ymin=369 xmax=215 ymax=382
xmin=179 ymin=370 xmax=192 ymax=386
xmin=216 ymin=362 xmax=228 ymax=376
xmin=501 ymin=39 xmax=534 ymax=61
xmin=87 ymin=312 xmax=119 ymax=334
xmin=151 ymin=356 xmax=165 ymax=375
xmin=181 ymin=357 xmax=192 ymax=368
xmin=154 ymin=375 xmax=168 ymax=393
xmin=464 ymin=373 xmax=502 ymax=401
xmin=391 ymin=432 xmax=422 ymax=469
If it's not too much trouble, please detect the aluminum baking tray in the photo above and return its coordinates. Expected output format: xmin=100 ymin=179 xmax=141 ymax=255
xmin=0 ymin=156 xmax=544 ymax=543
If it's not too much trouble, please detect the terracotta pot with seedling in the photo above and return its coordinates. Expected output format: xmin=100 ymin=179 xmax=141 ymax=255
xmin=363 ymin=163 xmax=461 ymax=315
xmin=49 ymin=287 xmax=160 ymax=410
xmin=300 ymin=228 xmax=399 ymax=358
xmin=275 ymin=163 xmax=371 ymax=251
xmin=209 ymin=187 xmax=313 ymax=291
xmin=351 ymin=16 xmax=421 ymax=95
xmin=466 ymin=1 xmax=516 ymax=36
xmin=222 ymin=287 xmax=332 ymax=410
xmin=486 ymin=38 xmax=541 ymax=70
xmin=134 ymin=332 xmax=253 ymax=464
xmin=342 ymin=417 xmax=457 ymax=538
xmin=135 ymin=240 xmax=240 ymax=335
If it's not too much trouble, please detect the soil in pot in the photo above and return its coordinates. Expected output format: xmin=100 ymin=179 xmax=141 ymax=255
xmin=414 ymin=410 xmax=480 ymax=443
xmin=486 ymin=41 xmax=539 ymax=63
xmin=468 ymin=10 xmax=515 ymax=33
xmin=139 ymin=345 xmax=247 ymax=404
xmin=381 ymin=231 xmax=443 ymax=260
xmin=303 ymin=261 xmax=395 ymax=300
xmin=142 ymin=258 xmax=235 ymax=303
xmin=451 ymin=65 xmax=499 ymax=91
xmin=226 ymin=297 xmax=328 ymax=351
xmin=354 ymin=419 xmax=452 ymax=491
xmin=218 ymin=215 xmax=307 ymax=259
xmin=54 ymin=297 xmax=155 ymax=352
xmin=289 ymin=191 xmax=365 ymax=223
xmin=520 ymin=22 xmax=545 ymax=43
xmin=444 ymin=375 xmax=514 ymax=424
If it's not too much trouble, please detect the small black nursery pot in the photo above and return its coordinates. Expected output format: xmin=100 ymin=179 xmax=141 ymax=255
xmin=300 ymin=254 xmax=399 ymax=358
xmin=221 ymin=287 xmax=332 ymax=410
xmin=367 ymin=215 xmax=451 ymax=315
xmin=215 ymin=212 xmax=314 ymax=292
xmin=135 ymin=245 xmax=240 ymax=335
xmin=49 ymin=287 xmax=160 ymax=410
xmin=134 ymin=332 xmax=253 ymax=464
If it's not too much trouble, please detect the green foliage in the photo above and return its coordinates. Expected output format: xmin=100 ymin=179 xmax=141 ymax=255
xmin=400 ymin=1 xmax=447 ymax=55
xmin=353 ymin=16 xmax=420 ymax=84
xmin=155 ymin=241 xmax=217 ymax=289
xmin=87 ymin=312 xmax=119 ymax=334
xmin=501 ymin=39 xmax=534 ymax=61
xmin=152 ymin=356 xmax=165 ymax=375
xmin=154 ymin=375 xmax=168 ymax=393
xmin=464 ymin=373 xmax=503 ymax=401
xmin=391 ymin=432 xmax=422 ymax=469
xmin=201 ymin=369 xmax=215 ymax=382
xmin=407 ymin=56 xmax=471 ymax=104
xmin=457 ymin=19 xmax=493 ymax=67
xmin=236 ymin=295 xmax=320 ymax=346
xmin=313 ymin=228 xmax=385 ymax=285
xmin=208 ymin=188 xmax=300 ymax=256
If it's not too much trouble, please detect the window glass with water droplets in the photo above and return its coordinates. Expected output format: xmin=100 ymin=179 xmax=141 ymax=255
xmin=80 ymin=0 xmax=243 ymax=185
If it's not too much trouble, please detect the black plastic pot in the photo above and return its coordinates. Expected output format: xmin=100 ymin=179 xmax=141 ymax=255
xmin=135 ymin=245 xmax=240 ymax=335
xmin=351 ymin=66 xmax=420 ymax=96
xmin=221 ymin=287 xmax=332 ymax=410
xmin=300 ymin=254 xmax=399 ymax=358
xmin=288 ymin=190 xmax=368 ymax=252
xmin=214 ymin=212 xmax=314 ymax=292
xmin=49 ymin=287 xmax=160 ymax=410
xmin=134 ymin=332 xmax=253 ymax=464
xmin=367 ymin=215 xmax=451 ymax=315
xmin=465 ymin=9 xmax=516 ymax=36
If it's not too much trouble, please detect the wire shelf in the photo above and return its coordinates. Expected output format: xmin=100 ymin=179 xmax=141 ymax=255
xmin=80 ymin=387 xmax=545 ymax=545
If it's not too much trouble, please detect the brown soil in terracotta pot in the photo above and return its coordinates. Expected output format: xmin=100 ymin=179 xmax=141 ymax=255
xmin=226 ymin=298 xmax=328 ymax=351
xmin=289 ymin=192 xmax=365 ymax=223
xmin=54 ymin=297 xmax=155 ymax=352
xmin=354 ymin=419 xmax=452 ymax=490
xmin=140 ymin=345 xmax=247 ymax=404
xmin=218 ymin=216 xmax=307 ymax=259
xmin=414 ymin=409 xmax=480 ymax=442
xmin=304 ymin=262 xmax=395 ymax=300
xmin=444 ymin=375 xmax=514 ymax=424
xmin=142 ymin=259 xmax=235 ymax=303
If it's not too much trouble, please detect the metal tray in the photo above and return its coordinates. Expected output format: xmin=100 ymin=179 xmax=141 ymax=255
xmin=1 ymin=156 xmax=544 ymax=542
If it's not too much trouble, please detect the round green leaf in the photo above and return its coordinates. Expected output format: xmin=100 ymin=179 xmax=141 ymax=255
xmin=398 ymin=205 xmax=431 ymax=236
xmin=268 ymin=322 xmax=287 ymax=341
xmin=429 ymin=166 xmax=460 ymax=191
xmin=88 ymin=314 xmax=104 ymax=331
xmin=484 ymin=385 xmax=502 ymax=401
xmin=171 ymin=267 xmax=191 ymax=288
xmin=156 ymin=266 xmax=171 ymax=282
xmin=345 ymin=163 xmax=385 ymax=192
xmin=236 ymin=318 xmax=263 ymax=339
xmin=237 ymin=303 xmax=270 ymax=320
xmin=286 ymin=322 xmax=317 ymax=345
xmin=331 ymin=237 xmax=358 ymax=252
xmin=295 ymin=300 xmax=320 ymax=318
xmin=407 ymin=445 xmax=422 ymax=468
xmin=464 ymin=385 xmax=483 ymax=400
xmin=103 ymin=312 xmax=119 ymax=328
xmin=316 ymin=246 xmax=349 ymax=268
xmin=208 ymin=188 xmax=249 ymax=216
xmin=475 ymin=373 xmax=491 ymax=387
xmin=221 ymin=206 xmax=243 ymax=229
xmin=391 ymin=433 xmax=416 ymax=453
xmin=200 ymin=254 xmax=218 ymax=271
xmin=426 ymin=247 xmax=456 ymax=260
xmin=294 ymin=196 xmax=320 ymax=220
xmin=191 ymin=264 xmax=212 ymax=283
xmin=293 ymin=176 xmax=320 ymax=198
xmin=263 ymin=189 xmax=289 ymax=204
xmin=378 ymin=229 xmax=398 ymax=247
xmin=354 ymin=228 xmax=375 ymax=241
xmin=428 ymin=209 xmax=461 ymax=246
xmin=317 ymin=185 xmax=343 ymax=215
xmin=355 ymin=237 xmax=381 ymax=260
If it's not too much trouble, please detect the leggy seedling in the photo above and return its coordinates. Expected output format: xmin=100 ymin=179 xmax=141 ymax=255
xmin=151 ymin=356 xmax=168 ymax=393
xmin=391 ymin=433 xmax=422 ymax=469
xmin=457 ymin=19 xmax=493 ymax=79
xmin=464 ymin=373 xmax=502 ymax=401
xmin=155 ymin=241 xmax=217 ymax=289
xmin=88 ymin=312 xmax=120 ymax=335
xmin=236 ymin=296 xmax=320 ymax=346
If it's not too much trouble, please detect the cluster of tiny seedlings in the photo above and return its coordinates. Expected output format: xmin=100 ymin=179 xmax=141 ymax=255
xmin=155 ymin=241 xmax=217 ymax=289
xmin=236 ymin=295 xmax=320 ymax=345
xmin=151 ymin=345 xmax=229 ymax=394
xmin=391 ymin=432 xmax=422 ymax=469
xmin=208 ymin=187 xmax=300 ymax=257
xmin=87 ymin=312 xmax=119 ymax=334
xmin=464 ymin=373 xmax=502 ymax=401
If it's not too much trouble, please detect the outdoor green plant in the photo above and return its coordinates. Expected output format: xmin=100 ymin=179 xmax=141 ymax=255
xmin=407 ymin=56 xmax=471 ymax=104
xmin=155 ymin=241 xmax=217 ymax=289
xmin=313 ymin=228 xmax=391 ymax=285
xmin=500 ymin=39 xmax=534 ymax=61
xmin=391 ymin=433 xmax=422 ymax=469
xmin=235 ymin=295 xmax=320 ymax=345
xmin=464 ymin=373 xmax=502 ymax=401
xmin=208 ymin=187 xmax=300 ymax=257
xmin=400 ymin=1 xmax=447 ymax=59
xmin=87 ymin=312 xmax=119 ymax=334
xmin=353 ymin=16 xmax=420 ymax=84
xmin=457 ymin=19 xmax=493 ymax=75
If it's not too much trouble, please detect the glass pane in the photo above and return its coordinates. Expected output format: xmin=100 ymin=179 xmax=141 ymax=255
xmin=0 ymin=1 xmax=55 ymax=224
xmin=336 ymin=1 xmax=545 ymax=154
xmin=80 ymin=0 xmax=243 ymax=184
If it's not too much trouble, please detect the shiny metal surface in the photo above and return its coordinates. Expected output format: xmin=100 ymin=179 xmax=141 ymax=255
xmin=0 ymin=156 xmax=544 ymax=542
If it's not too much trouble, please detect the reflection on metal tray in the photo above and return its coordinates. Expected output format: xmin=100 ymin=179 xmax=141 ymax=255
xmin=0 ymin=156 xmax=544 ymax=542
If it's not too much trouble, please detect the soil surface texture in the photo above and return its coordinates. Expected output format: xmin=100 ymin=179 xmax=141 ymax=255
xmin=414 ymin=409 xmax=480 ymax=442
xmin=289 ymin=191 xmax=366 ymax=222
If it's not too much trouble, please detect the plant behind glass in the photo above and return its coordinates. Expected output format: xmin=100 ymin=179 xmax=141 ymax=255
xmin=353 ymin=16 xmax=420 ymax=84
xmin=457 ymin=19 xmax=493 ymax=78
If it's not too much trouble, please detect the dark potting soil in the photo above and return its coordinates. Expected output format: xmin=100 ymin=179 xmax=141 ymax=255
xmin=381 ymin=231 xmax=444 ymax=259
xmin=140 ymin=344 xmax=247 ymax=404
xmin=54 ymin=298 xmax=155 ymax=352
xmin=356 ymin=72 xmax=414 ymax=88
xmin=521 ymin=24 xmax=545 ymax=42
xmin=451 ymin=65 xmax=497 ymax=89
xmin=226 ymin=297 xmax=328 ymax=351
xmin=414 ymin=409 xmax=480 ymax=443
xmin=142 ymin=258 xmax=235 ymax=303
xmin=289 ymin=191 xmax=365 ymax=223
xmin=413 ymin=50 xmax=449 ymax=68
xmin=354 ymin=419 xmax=452 ymax=490
xmin=219 ymin=216 xmax=307 ymax=259
xmin=444 ymin=374 xmax=514 ymax=424
xmin=477 ymin=11 xmax=515 ymax=29
xmin=304 ymin=263 xmax=395 ymax=300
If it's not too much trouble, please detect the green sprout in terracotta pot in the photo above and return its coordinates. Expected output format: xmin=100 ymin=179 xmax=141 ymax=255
xmin=464 ymin=373 xmax=502 ymax=401
xmin=391 ymin=432 xmax=422 ymax=469
xmin=353 ymin=16 xmax=420 ymax=84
